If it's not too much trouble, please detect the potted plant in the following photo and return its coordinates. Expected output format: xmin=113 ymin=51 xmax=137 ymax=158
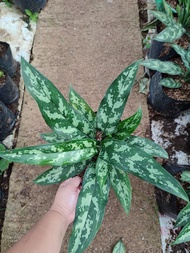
xmin=0 ymin=69 xmax=19 ymax=105
xmin=0 ymin=100 xmax=16 ymax=141
xmin=173 ymin=171 xmax=190 ymax=244
xmin=141 ymin=33 xmax=190 ymax=118
xmin=141 ymin=0 xmax=190 ymax=250
xmin=0 ymin=57 xmax=188 ymax=253
xmin=146 ymin=0 xmax=190 ymax=42
xmin=12 ymin=0 xmax=46 ymax=14
xmin=0 ymin=41 xmax=17 ymax=78
xmin=141 ymin=1 xmax=190 ymax=117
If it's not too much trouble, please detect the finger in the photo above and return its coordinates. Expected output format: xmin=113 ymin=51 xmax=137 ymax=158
xmin=60 ymin=176 xmax=82 ymax=188
xmin=70 ymin=176 xmax=82 ymax=187
xmin=60 ymin=178 xmax=72 ymax=187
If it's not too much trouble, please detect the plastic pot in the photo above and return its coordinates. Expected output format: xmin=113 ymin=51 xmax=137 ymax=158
xmin=146 ymin=40 xmax=178 ymax=77
xmin=0 ymin=70 xmax=19 ymax=105
xmin=155 ymin=162 xmax=190 ymax=219
xmin=0 ymin=42 xmax=17 ymax=78
xmin=148 ymin=40 xmax=177 ymax=61
xmin=0 ymin=101 xmax=16 ymax=141
xmin=12 ymin=0 xmax=47 ymax=13
xmin=148 ymin=71 xmax=190 ymax=118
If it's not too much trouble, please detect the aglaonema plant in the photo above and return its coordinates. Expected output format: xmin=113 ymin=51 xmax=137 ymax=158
xmin=141 ymin=43 xmax=190 ymax=88
xmin=0 ymin=57 xmax=189 ymax=253
xmin=112 ymin=240 xmax=126 ymax=253
xmin=147 ymin=0 xmax=190 ymax=42
xmin=171 ymin=171 xmax=190 ymax=245
xmin=173 ymin=202 xmax=190 ymax=245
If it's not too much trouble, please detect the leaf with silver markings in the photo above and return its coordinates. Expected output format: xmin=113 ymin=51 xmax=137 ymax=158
xmin=96 ymin=60 xmax=142 ymax=134
xmin=100 ymin=139 xmax=188 ymax=202
xmin=110 ymin=166 xmax=132 ymax=215
xmin=21 ymin=58 xmax=95 ymax=139
xmin=68 ymin=163 xmax=110 ymax=253
xmin=0 ymin=139 xmax=97 ymax=166
xmin=69 ymin=86 xmax=96 ymax=123
xmin=112 ymin=240 xmax=126 ymax=253
xmin=114 ymin=107 xmax=142 ymax=139
xmin=34 ymin=161 xmax=88 ymax=185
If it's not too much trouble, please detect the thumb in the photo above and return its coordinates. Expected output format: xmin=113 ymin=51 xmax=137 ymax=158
xmin=60 ymin=176 xmax=82 ymax=188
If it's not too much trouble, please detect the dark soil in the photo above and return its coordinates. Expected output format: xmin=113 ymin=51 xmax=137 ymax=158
xmin=138 ymin=0 xmax=147 ymax=29
xmin=0 ymin=44 xmax=7 ymax=57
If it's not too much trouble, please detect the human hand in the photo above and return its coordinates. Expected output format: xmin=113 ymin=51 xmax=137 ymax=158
xmin=50 ymin=176 xmax=82 ymax=225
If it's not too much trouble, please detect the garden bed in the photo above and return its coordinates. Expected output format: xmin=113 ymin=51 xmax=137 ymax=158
xmin=0 ymin=2 xmax=36 ymax=249
xmin=0 ymin=1 xmax=162 ymax=253
xmin=140 ymin=0 xmax=190 ymax=251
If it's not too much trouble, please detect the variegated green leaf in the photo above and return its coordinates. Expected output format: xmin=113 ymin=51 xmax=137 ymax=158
xmin=95 ymin=157 xmax=109 ymax=192
xmin=171 ymin=44 xmax=190 ymax=69
xmin=100 ymin=140 xmax=189 ymax=202
xmin=21 ymin=58 xmax=95 ymax=139
xmin=126 ymin=135 xmax=168 ymax=159
xmin=149 ymin=10 xmax=175 ymax=26
xmin=173 ymin=222 xmax=190 ymax=245
xmin=163 ymin=0 xmax=176 ymax=16
xmin=139 ymin=77 xmax=149 ymax=94
xmin=154 ymin=23 xmax=186 ymax=42
xmin=0 ymin=144 xmax=6 ymax=151
xmin=141 ymin=19 xmax=158 ymax=32
xmin=96 ymin=60 xmax=142 ymax=135
xmin=112 ymin=240 xmax=126 ymax=253
xmin=69 ymin=86 xmax=96 ymax=123
xmin=180 ymin=171 xmax=190 ymax=183
xmin=110 ymin=166 xmax=132 ymax=215
xmin=0 ymin=139 xmax=97 ymax=166
xmin=186 ymin=30 xmax=190 ymax=37
xmin=40 ymin=132 xmax=69 ymax=143
xmin=141 ymin=59 xmax=183 ymax=75
xmin=159 ymin=78 xmax=182 ymax=88
xmin=155 ymin=0 xmax=164 ymax=12
xmin=186 ymin=45 xmax=190 ymax=62
xmin=114 ymin=107 xmax=142 ymax=139
xmin=68 ymin=163 xmax=110 ymax=253
xmin=34 ymin=161 xmax=87 ymax=185
xmin=0 ymin=158 xmax=9 ymax=173
xmin=0 ymin=144 xmax=10 ymax=173
xmin=175 ymin=203 xmax=190 ymax=228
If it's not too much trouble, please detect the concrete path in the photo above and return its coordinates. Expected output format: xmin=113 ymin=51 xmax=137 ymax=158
xmin=1 ymin=1 xmax=161 ymax=252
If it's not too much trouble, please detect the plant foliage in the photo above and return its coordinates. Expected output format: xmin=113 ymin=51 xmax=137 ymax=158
xmin=0 ymin=144 xmax=9 ymax=174
xmin=173 ymin=171 xmax=190 ymax=245
xmin=2 ymin=0 xmax=12 ymax=8
xmin=25 ymin=9 xmax=38 ymax=23
xmin=112 ymin=240 xmax=126 ymax=253
xmin=148 ymin=0 xmax=190 ymax=41
xmin=141 ymin=43 xmax=190 ymax=88
xmin=0 ymin=58 xmax=188 ymax=253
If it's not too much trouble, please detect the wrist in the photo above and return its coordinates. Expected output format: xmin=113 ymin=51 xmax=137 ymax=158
xmin=49 ymin=207 xmax=71 ymax=227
